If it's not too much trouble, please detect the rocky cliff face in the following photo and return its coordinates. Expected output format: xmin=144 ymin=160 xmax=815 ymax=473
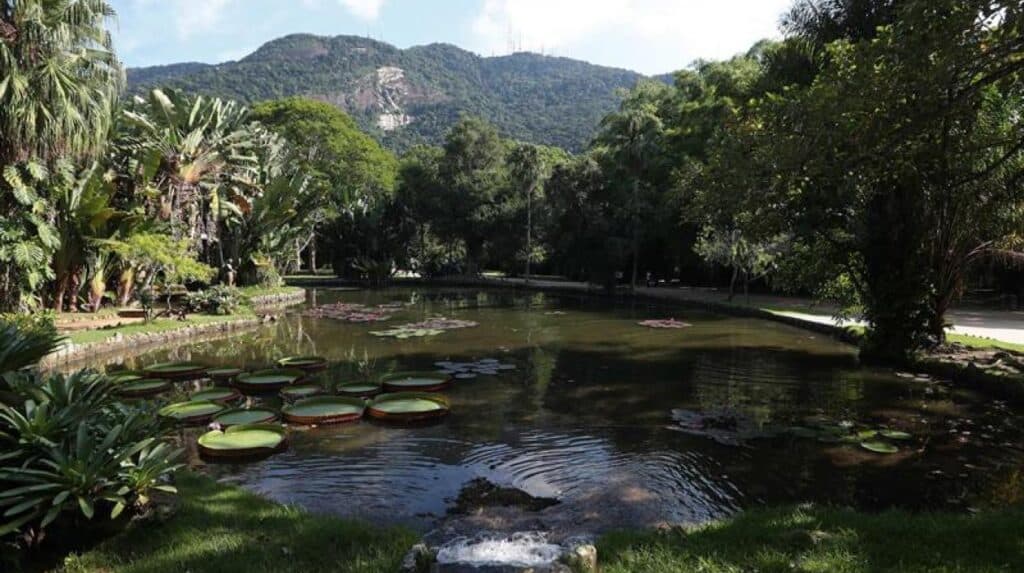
xmin=127 ymin=34 xmax=654 ymax=151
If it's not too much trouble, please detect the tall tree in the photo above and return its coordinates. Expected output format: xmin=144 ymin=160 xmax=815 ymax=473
xmin=0 ymin=0 xmax=123 ymax=311
xmin=593 ymin=82 xmax=666 ymax=288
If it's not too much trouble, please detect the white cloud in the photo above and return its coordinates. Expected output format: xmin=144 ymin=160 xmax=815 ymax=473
xmin=338 ymin=0 xmax=385 ymax=20
xmin=471 ymin=0 xmax=792 ymax=73
xmin=172 ymin=0 xmax=234 ymax=40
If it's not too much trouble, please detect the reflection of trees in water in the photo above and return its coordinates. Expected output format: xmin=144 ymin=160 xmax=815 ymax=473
xmin=689 ymin=349 xmax=866 ymax=426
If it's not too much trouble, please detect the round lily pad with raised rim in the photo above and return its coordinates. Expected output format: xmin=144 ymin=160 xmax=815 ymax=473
xmin=337 ymin=382 xmax=383 ymax=398
xmin=212 ymin=407 xmax=279 ymax=427
xmin=197 ymin=423 xmax=287 ymax=460
xmin=280 ymin=384 xmax=324 ymax=401
xmin=381 ymin=371 xmax=452 ymax=392
xmin=206 ymin=367 xmax=243 ymax=382
xmin=233 ymin=369 xmax=304 ymax=393
xmin=158 ymin=400 xmax=225 ymax=424
xmin=860 ymin=440 xmax=899 ymax=454
xmin=144 ymin=361 xmax=208 ymax=380
xmin=277 ymin=356 xmax=328 ymax=372
xmin=879 ymin=430 xmax=913 ymax=441
xmin=283 ymin=396 xmax=366 ymax=425
xmin=367 ymin=392 xmax=450 ymax=423
xmin=190 ymin=387 xmax=241 ymax=403
xmin=115 ymin=378 xmax=171 ymax=398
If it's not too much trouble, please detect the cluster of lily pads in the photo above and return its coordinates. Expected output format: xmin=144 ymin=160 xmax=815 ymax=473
xmin=670 ymin=408 xmax=915 ymax=454
xmin=303 ymin=302 xmax=402 ymax=323
xmin=434 ymin=359 xmax=517 ymax=379
xmin=108 ymin=358 xmax=461 ymax=462
xmin=638 ymin=318 xmax=692 ymax=329
xmin=370 ymin=316 xmax=479 ymax=339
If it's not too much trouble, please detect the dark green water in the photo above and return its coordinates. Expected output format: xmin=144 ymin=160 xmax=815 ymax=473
xmin=89 ymin=288 xmax=1024 ymax=529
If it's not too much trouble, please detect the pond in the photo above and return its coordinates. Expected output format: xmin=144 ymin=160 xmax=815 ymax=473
xmin=86 ymin=288 xmax=1024 ymax=533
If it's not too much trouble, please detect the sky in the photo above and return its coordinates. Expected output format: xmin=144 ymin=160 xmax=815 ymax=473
xmin=110 ymin=0 xmax=794 ymax=76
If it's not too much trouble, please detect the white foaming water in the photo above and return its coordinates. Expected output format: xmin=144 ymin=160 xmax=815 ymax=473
xmin=435 ymin=532 xmax=563 ymax=567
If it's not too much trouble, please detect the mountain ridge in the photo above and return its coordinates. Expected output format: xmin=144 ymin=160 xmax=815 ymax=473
xmin=127 ymin=33 xmax=670 ymax=151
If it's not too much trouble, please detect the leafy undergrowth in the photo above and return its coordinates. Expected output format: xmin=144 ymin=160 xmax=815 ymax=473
xmin=59 ymin=473 xmax=416 ymax=573
xmin=238 ymin=285 xmax=305 ymax=299
xmin=598 ymin=505 xmax=1024 ymax=573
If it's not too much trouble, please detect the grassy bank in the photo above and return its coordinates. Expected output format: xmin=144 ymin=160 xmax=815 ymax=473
xmin=65 ymin=286 xmax=304 ymax=345
xmin=59 ymin=473 xmax=416 ymax=573
xmin=598 ymin=505 xmax=1024 ymax=573
xmin=50 ymin=477 xmax=1024 ymax=572
xmin=67 ymin=311 xmax=255 ymax=345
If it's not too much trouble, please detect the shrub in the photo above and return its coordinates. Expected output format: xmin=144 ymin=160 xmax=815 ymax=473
xmin=0 ymin=328 xmax=181 ymax=543
xmin=185 ymin=286 xmax=243 ymax=316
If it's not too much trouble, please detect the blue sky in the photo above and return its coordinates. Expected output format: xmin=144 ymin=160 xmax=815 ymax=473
xmin=110 ymin=0 xmax=793 ymax=75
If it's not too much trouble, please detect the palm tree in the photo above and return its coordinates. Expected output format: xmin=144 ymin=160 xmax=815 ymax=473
xmin=120 ymin=89 xmax=258 ymax=248
xmin=508 ymin=144 xmax=545 ymax=282
xmin=0 ymin=0 xmax=122 ymax=312
xmin=594 ymin=94 xmax=664 ymax=288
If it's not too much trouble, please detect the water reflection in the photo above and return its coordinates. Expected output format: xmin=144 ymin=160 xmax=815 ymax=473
xmin=84 ymin=288 xmax=1024 ymax=530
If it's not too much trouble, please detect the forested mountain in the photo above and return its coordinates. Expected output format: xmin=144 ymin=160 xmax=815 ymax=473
xmin=126 ymin=34 xmax=654 ymax=151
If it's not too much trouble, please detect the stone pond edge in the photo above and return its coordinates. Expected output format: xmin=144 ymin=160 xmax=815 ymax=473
xmin=40 ymin=288 xmax=307 ymax=368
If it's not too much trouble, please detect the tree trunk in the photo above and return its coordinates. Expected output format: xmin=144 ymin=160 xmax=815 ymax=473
xmin=310 ymin=233 xmax=318 ymax=276
xmin=744 ymin=270 xmax=750 ymax=305
xmin=630 ymin=178 xmax=640 ymax=290
xmin=67 ymin=270 xmax=81 ymax=313
xmin=53 ymin=274 xmax=69 ymax=313
xmin=525 ymin=182 xmax=532 ymax=283
xmin=727 ymin=267 xmax=738 ymax=302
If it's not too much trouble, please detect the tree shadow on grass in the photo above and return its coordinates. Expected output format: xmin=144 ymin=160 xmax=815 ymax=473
xmin=60 ymin=472 xmax=416 ymax=573
xmin=598 ymin=504 xmax=1024 ymax=573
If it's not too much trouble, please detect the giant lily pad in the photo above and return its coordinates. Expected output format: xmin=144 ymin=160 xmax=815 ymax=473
xmin=283 ymin=396 xmax=366 ymax=425
xmin=879 ymin=430 xmax=913 ymax=441
xmin=197 ymin=423 xmax=287 ymax=460
xmin=277 ymin=356 xmax=328 ymax=372
xmin=280 ymin=384 xmax=324 ymax=401
xmin=115 ymin=378 xmax=171 ymax=399
xmin=212 ymin=407 xmax=278 ymax=427
xmin=144 ymin=361 xmax=208 ymax=380
xmin=381 ymin=371 xmax=452 ymax=392
xmin=367 ymin=392 xmax=450 ymax=422
xmin=234 ymin=369 xmax=304 ymax=393
xmin=860 ymin=440 xmax=899 ymax=454
xmin=191 ymin=387 xmax=241 ymax=403
xmin=206 ymin=367 xmax=243 ymax=383
xmin=337 ymin=382 xmax=383 ymax=398
xmin=158 ymin=400 xmax=225 ymax=424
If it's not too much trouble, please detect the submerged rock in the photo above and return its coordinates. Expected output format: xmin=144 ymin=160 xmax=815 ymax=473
xmin=450 ymin=478 xmax=560 ymax=515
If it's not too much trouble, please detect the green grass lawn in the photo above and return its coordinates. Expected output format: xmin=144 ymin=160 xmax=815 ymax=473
xmin=60 ymin=473 xmax=416 ymax=573
xmin=66 ymin=311 xmax=254 ymax=345
xmin=65 ymin=286 xmax=305 ymax=346
xmin=598 ymin=505 xmax=1024 ymax=573
xmin=53 ymin=476 xmax=1024 ymax=573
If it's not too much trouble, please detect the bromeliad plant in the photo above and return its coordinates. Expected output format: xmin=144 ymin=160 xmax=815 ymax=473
xmin=0 ymin=327 xmax=182 ymax=543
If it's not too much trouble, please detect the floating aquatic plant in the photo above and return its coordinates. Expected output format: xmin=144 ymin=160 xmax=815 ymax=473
xmin=190 ymin=387 xmax=241 ymax=403
xmin=371 ymin=317 xmax=479 ymax=338
xmin=638 ymin=319 xmax=692 ymax=329
xmin=367 ymin=392 xmax=450 ymax=422
xmin=212 ymin=407 xmax=279 ymax=427
xmin=158 ymin=400 xmax=225 ymax=424
xmin=197 ymin=424 xmax=288 ymax=460
xmin=304 ymin=302 xmax=400 ymax=323
xmin=381 ymin=371 xmax=452 ymax=392
xmin=283 ymin=396 xmax=366 ymax=425
xmin=435 ymin=359 xmax=517 ymax=377
xmin=277 ymin=356 xmax=328 ymax=372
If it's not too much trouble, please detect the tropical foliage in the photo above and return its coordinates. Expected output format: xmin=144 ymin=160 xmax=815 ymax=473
xmin=0 ymin=323 xmax=180 ymax=542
